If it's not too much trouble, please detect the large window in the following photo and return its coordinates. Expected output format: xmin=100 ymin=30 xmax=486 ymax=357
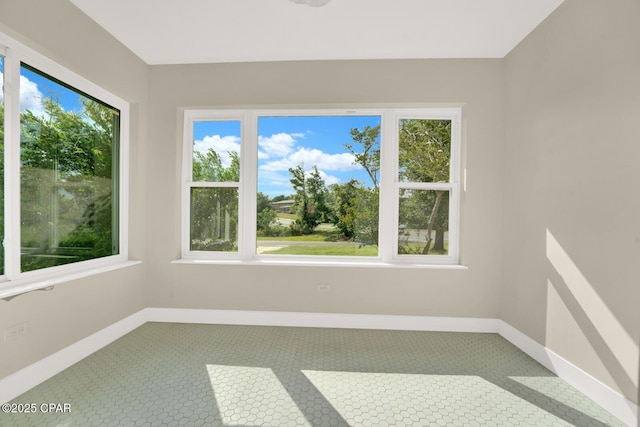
xmin=183 ymin=109 xmax=461 ymax=265
xmin=1 ymin=33 xmax=129 ymax=287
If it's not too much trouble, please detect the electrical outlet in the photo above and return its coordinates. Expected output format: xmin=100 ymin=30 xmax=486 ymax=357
xmin=317 ymin=284 xmax=330 ymax=292
xmin=4 ymin=322 xmax=29 ymax=342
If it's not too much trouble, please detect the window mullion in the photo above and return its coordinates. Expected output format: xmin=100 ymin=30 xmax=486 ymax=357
xmin=378 ymin=111 xmax=396 ymax=263
xmin=448 ymin=183 xmax=460 ymax=262
xmin=4 ymin=48 xmax=21 ymax=279
xmin=241 ymin=113 xmax=257 ymax=260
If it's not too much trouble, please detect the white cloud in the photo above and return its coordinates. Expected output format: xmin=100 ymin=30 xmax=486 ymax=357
xmin=19 ymin=75 xmax=44 ymax=114
xmin=194 ymin=134 xmax=241 ymax=168
xmin=310 ymin=168 xmax=341 ymax=186
xmin=260 ymin=147 xmax=358 ymax=172
xmin=258 ymin=132 xmax=304 ymax=159
xmin=0 ymin=72 xmax=45 ymax=115
xmin=257 ymin=170 xmax=294 ymax=191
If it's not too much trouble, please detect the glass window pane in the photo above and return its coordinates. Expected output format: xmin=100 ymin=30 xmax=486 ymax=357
xmin=398 ymin=189 xmax=449 ymax=256
xmin=193 ymin=120 xmax=240 ymax=182
xmin=398 ymin=119 xmax=451 ymax=183
xmin=256 ymin=116 xmax=380 ymax=257
xmin=0 ymin=55 xmax=4 ymax=275
xmin=190 ymin=187 xmax=238 ymax=252
xmin=19 ymin=64 xmax=119 ymax=272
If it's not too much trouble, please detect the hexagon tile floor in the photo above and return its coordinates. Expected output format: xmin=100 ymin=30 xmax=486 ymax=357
xmin=0 ymin=323 xmax=626 ymax=426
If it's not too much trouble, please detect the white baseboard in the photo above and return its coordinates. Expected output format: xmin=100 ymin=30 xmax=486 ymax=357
xmin=0 ymin=310 xmax=147 ymax=406
xmin=1 ymin=308 xmax=637 ymax=426
xmin=144 ymin=307 xmax=502 ymax=332
xmin=498 ymin=321 xmax=639 ymax=427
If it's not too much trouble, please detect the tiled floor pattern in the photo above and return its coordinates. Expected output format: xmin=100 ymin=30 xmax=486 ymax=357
xmin=1 ymin=322 xmax=626 ymax=426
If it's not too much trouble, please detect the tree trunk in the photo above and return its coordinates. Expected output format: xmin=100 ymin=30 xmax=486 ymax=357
xmin=433 ymin=228 xmax=445 ymax=252
xmin=422 ymin=190 xmax=444 ymax=254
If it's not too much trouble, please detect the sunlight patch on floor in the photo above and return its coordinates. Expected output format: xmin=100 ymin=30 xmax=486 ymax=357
xmin=207 ymin=364 xmax=312 ymax=426
xmin=303 ymin=370 xmax=566 ymax=426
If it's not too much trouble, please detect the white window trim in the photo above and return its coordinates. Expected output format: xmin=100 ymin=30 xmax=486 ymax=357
xmin=180 ymin=108 xmax=462 ymax=268
xmin=0 ymin=32 xmax=132 ymax=296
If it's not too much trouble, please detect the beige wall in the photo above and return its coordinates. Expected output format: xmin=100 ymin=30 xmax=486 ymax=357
xmin=146 ymin=59 xmax=505 ymax=317
xmin=502 ymin=0 xmax=640 ymax=404
xmin=0 ymin=0 xmax=149 ymax=378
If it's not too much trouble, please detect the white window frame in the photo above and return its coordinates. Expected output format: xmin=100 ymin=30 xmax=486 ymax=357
xmin=181 ymin=108 xmax=462 ymax=267
xmin=387 ymin=110 xmax=462 ymax=264
xmin=0 ymin=32 xmax=132 ymax=296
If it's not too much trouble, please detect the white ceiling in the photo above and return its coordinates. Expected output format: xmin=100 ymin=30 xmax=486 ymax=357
xmin=71 ymin=0 xmax=564 ymax=65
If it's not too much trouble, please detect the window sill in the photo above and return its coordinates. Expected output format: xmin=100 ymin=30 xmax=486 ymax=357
xmin=0 ymin=260 xmax=142 ymax=300
xmin=172 ymin=258 xmax=468 ymax=270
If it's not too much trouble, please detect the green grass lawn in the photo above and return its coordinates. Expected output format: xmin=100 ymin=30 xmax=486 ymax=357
xmin=257 ymin=229 xmax=341 ymax=242
xmin=265 ymin=245 xmax=378 ymax=256
xmin=398 ymin=242 xmax=448 ymax=255
xmin=276 ymin=212 xmax=296 ymax=220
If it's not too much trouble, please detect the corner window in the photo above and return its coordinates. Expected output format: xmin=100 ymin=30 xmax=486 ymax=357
xmin=182 ymin=109 xmax=461 ymax=266
xmin=1 ymin=33 xmax=129 ymax=285
xmin=19 ymin=65 xmax=120 ymax=272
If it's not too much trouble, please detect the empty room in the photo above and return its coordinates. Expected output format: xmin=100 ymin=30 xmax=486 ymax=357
xmin=0 ymin=0 xmax=638 ymax=426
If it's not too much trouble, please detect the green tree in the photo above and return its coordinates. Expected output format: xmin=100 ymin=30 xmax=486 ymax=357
xmin=190 ymin=148 xmax=240 ymax=251
xmin=352 ymin=186 xmax=379 ymax=246
xmin=398 ymin=119 xmax=451 ymax=254
xmin=339 ymin=125 xmax=381 ymax=245
xmin=256 ymin=192 xmax=286 ymax=237
xmin=18 ymin=97 xmax=119 ymax=271
xmin=288 ymin=164 xmax=328 ymax=235
xmin=345 ymin=125 xmax=380 ymax=188
xmin=331 ymin=179 xmax=360 ymax=239
xmin=307 ymin=166 xmax=332 ymax=223
xmin=193 ymin=149 xmax=239 ymax=182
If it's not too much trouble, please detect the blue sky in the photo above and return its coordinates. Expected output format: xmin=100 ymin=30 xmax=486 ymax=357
xmin=0 ymin=64 xmax=87 ymax=115
xmin=22 ymin=66 xmax=87 ymax=114
xmin=194 ymin=115 xmax=381 ymax=197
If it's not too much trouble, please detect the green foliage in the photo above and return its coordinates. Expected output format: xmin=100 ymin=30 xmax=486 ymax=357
xmin=398 ymin=119 xmax=451 ymax=254
xmin=190 ymin=148 xmax=241 ymax=251
xmin=17 ymin=97 xmax=119 ymax=272
xmin=345 ymin=125 xmax=380 ymax=188
xmin=257 ymin=207 xmax=288 ymax=237
xmin=256 ymin=192 xmax=272 ymax=214
xmin=399 ymin=119 xmax=451 ymax=183
xmin=190 ymin=187 xmax=238 ymax=251
xmin=306 ymin=166 xmax=333 ymax=223
xmin=336 ymin=126 xmax=381 ymax=245
xmin=193 ymin=149 xmax=239 ymax=182
xmin=288 ymin=164 xmax=328 ymax=235
xmin=330 ymin=179 xmax=360 ymax=239
xmin=352 ymin=186 xmax=379 ymax=246
xmin=256 ymin=192 xmax=288 ymax=237
xmin=266 ymin=244 xmax=378 ymax=256
xmin=330 ymin=179 xmax=379 ymax=245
